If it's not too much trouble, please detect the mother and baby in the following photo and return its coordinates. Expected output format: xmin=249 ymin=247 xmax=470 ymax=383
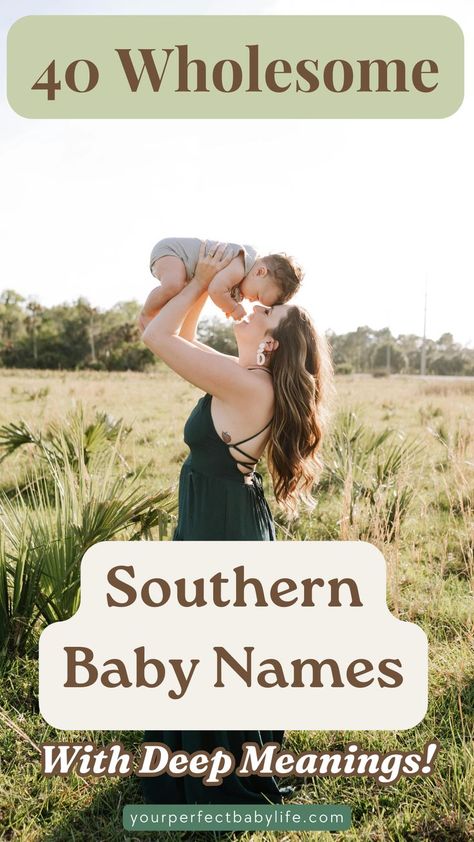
xmin=138 ymin=237 xmax=333 ymax=803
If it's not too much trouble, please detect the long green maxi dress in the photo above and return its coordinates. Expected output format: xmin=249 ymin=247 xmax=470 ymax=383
xmin=142 ymin=389 xmax=285 ymax=804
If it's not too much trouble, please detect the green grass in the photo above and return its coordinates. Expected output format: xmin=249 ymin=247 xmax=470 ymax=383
xmin=0 ymin=368 xmax=473 ymax=841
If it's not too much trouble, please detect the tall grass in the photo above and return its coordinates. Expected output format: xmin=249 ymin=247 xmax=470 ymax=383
xmin=278 ymin=409 xmax=423 ymax=546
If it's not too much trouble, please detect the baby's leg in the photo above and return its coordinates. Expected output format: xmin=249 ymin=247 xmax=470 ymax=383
xmin=143 ymin=256 xmax=187 ymax=319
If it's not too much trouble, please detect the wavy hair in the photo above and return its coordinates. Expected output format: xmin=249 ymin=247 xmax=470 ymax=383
xmin=266 ymin=306 xmax=333 ymax=516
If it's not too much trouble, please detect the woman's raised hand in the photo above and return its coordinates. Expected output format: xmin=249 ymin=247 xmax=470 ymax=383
xmin=194 ymin=241 xmax=233 ymax=289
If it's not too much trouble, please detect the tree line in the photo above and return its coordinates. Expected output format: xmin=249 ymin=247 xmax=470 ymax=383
xmin=0 ymin=290 xmax=472 ymax=376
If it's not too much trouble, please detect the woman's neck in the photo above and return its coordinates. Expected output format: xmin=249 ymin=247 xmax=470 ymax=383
xmin=238 ymin=351 xmax=258 ymax=368
xmin=238 ymin=351 xmax=272 ymax=373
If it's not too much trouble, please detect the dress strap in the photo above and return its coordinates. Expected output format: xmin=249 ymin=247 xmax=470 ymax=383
xmin=246 ymin=366 xmax=272 ymax=373
xmin=208 ymin=386 xmax=273 ymax=476
xmin=231 ymin=417 xmax=273 ymax=448
xmin=225 ymin=417 xmax=273 ymax=475
xmin=227 ymin=453 xmax=261 ymax=472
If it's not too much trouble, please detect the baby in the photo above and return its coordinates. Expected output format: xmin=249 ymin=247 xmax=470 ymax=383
xmin=143 ymin=237 xmax=302 ymax=322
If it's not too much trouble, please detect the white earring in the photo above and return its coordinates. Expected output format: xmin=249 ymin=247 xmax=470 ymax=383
xmin=257 ymin=341 xmax=267 ymax=366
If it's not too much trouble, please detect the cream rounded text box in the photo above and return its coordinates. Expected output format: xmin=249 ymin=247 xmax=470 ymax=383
xmin=39 ymin=541 xmax=428 ymax=730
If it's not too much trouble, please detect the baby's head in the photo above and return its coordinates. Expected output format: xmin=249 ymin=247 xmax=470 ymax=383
xmin=240 ymin=254 xmax=303 ymax=306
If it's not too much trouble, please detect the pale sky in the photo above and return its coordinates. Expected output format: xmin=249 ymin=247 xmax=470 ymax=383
xmin=0 ymin=0 xmax=473 ymax=344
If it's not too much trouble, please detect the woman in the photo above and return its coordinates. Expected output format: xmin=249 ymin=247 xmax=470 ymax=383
xmin=139 ymin=242 xmax=332 ymax=804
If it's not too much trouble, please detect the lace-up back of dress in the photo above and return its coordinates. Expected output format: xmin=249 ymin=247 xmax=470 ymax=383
xmin=223 ymin=418 xmax=272 ymax=476
xmin=215 ymin=367 xmax=273 ymax=478
xmin=183 ymin=369 xmax=273 ymax=483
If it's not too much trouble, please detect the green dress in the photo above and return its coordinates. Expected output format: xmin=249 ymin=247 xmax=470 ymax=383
xmin=142 ymin=388 xmax=285 ymax=804
xmin=174 ymin=390 xmax=275 ymax=541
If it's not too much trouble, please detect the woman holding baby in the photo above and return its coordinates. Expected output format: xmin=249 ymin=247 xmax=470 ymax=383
xmin=138 ymin=239 xmax=332 ymax=802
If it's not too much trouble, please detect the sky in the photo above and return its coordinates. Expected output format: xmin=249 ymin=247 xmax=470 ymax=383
xmin=0 ymin=0 xmax=473 ymax=345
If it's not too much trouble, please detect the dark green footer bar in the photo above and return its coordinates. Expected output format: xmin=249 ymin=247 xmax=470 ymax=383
xmin=123 ymin=804 xmax=351 ymax=831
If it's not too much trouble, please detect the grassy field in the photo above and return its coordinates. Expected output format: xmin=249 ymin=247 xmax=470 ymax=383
xmin=0 ymin=367 xmax=473 ymax=841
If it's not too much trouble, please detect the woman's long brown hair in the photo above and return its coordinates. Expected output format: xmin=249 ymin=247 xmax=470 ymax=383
xmin=266 ymin=306 xmax=333 ymax=515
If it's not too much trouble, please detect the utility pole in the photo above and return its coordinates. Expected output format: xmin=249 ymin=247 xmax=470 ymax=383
xmin=420 ymin=283 xmax=428 ymax=376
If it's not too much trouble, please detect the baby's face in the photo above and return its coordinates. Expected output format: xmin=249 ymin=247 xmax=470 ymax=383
xmin=240 ymin=271 xmax=281 ymax=306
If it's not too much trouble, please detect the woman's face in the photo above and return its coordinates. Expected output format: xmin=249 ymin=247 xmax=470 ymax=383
xmin=233 ymin=303 xmax=289 ymax=350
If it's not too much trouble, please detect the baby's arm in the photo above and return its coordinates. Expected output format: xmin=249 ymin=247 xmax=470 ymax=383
xmin=208 ymin=255 xmax=246 ymax=318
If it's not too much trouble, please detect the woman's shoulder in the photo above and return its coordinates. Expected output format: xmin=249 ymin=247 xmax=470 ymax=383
xmin=243 ymin=367 xmax=275 ymax=403
xmin=246 ymin=366 xmax=273 ymax=380
xmin=219 ymin=365 xmax=273 ymax=403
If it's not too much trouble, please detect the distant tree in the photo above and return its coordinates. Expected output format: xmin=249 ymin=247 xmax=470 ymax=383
xmin=374 ymin=327 xmax=393 ymax=342
xmin=396 ymin=334 xmax=421 ymax=374
xmin=0 ymin=290 xmax=25 ymax=342
xmin=430 ymin=353 xmax=466 ymax=376
xmin=197 ymin=317 xmax=237 ymax=355
xmin=371 ymin=343 xmax=407 ymax=373
xmin=436 ymin=332 xmax=454 ymax=351
xmin=105 ymin=300 xmax=141 ymax=326
xmin=327 ymin=325 xmax=377 ymax=372
xmin=96 ymin=321 xmax=155 ymax=371
xmin=24 ymin=299 xmax=44 ymax=364
xmin=75 ymin=298 xmax=99 ymax=364
xmin=0 ymin=289 xmax=471 ymax=375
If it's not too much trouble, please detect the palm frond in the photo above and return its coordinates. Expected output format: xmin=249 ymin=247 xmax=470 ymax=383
xmin=0 ymin=409 xmax=177 ymax=669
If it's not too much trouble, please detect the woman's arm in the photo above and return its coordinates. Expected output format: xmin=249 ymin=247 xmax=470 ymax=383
xmin=179 ymin=289 xmax=239 ymax=361
xmin=141 ymin=246 xmax=251 ymax=398
xmin=139 ymin=280 xmax=207 ymax=338
xmin=178 ymin=290 xmax=208 ymax=341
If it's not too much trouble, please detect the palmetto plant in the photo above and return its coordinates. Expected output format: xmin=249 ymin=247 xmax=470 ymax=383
xmin=0 ymin=407 xmax=129 ymax=468
xmin=0 ymin=530 xmax=45 ymax=665
xmin=0 ymin=407 xmax=177 ymax=669
xmin=320 ymin=409 xmax=424 ymax=537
